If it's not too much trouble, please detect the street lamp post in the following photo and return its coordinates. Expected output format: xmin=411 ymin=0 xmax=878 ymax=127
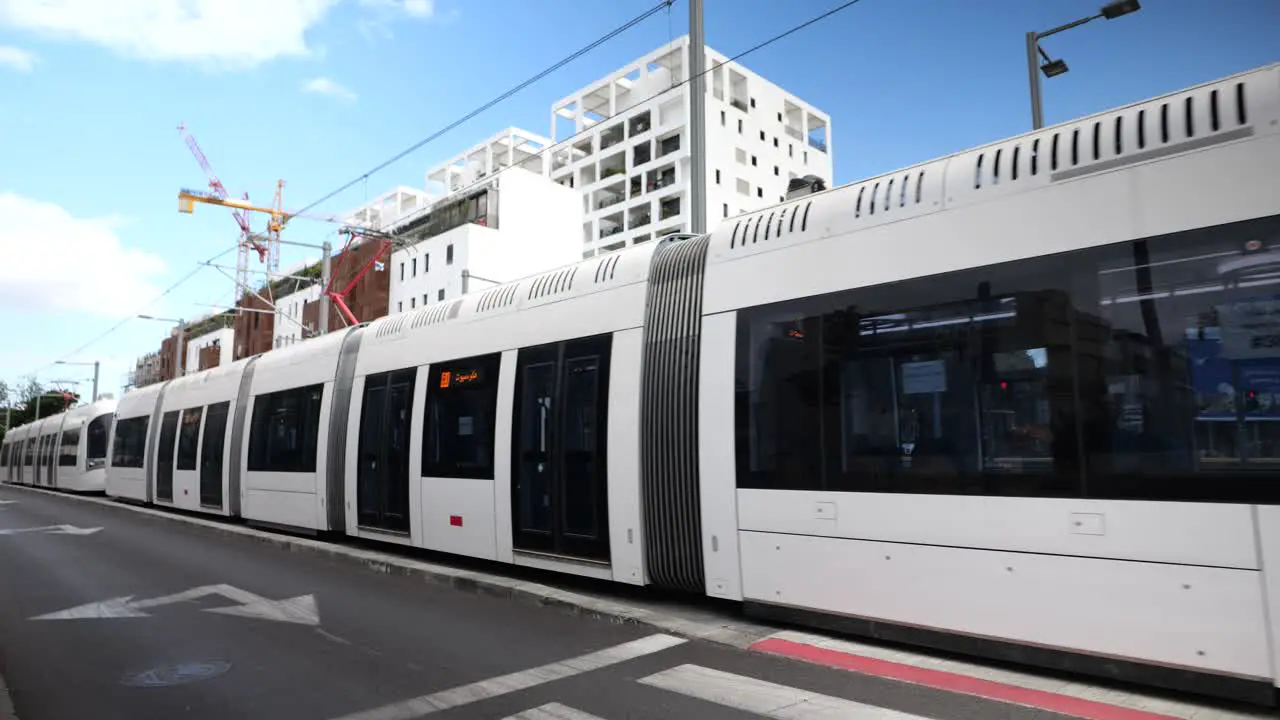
xmin=1026 ymin=0 xmax=1142 ymax=130
xmin=138 ymin=315 xmax=188 ymax=380
xmin=54 ymin=360 xmax=100 ymax=402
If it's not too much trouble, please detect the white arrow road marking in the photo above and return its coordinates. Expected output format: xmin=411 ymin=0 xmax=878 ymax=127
xmin=51 ymin=524 xmax=102 ymax=535
xmin=34 ymin=596 xmax=151 ymax=620
xmin=31 ymin=583 xmax=320 ymax=626
xmin=206 ymin=594 xmax=319 ymax=625
xmin=0 ymin=524 xmax=101 ymax=536
xmin=329 ymin=634 xmax=687 ymax=720
xmin=504 ymin=704 xmax=607 ymax=720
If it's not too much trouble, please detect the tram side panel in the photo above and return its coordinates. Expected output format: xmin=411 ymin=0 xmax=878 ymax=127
xmin=55 ymin=399 xmax=116 ymax=492
xmin=107 ymin=382 xmax=167 ymax=503
xmin=347 ymin=244 xmax=657 ymax=585
xmin=153 ymin=360 xmax=255 ymax=516
xmin=707 ymin=67 xmax=1280 ymax=692
xmin=240 ymin=327 xmax=361 ymax=533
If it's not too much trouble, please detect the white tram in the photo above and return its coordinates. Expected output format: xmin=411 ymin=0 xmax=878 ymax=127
xmin=6 ymin=61 xmax=1279 ymax=701
xmin=0 ymin=398 xmax=116 ymax=492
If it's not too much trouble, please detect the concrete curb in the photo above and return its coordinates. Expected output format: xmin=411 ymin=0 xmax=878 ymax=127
xmin=1 ymin=484 xmax=773 ymax=650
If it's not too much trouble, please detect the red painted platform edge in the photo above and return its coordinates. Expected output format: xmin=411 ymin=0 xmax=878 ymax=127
xmin=750 ymin=637 xmax=1180 ymax=720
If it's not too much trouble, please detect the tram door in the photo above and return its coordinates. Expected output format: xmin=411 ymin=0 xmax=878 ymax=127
xmin=356 ymin=369 xmax=415 ymax=533
xmin=512 ymin=335 xmax=612 ymax=562
xmin=200 ymin=402 xmax=230 ymax=508
xmin=156 ymin=410 xmax=179 ymax=502
xmin=43 ymin=435 xmax=55 ymax=486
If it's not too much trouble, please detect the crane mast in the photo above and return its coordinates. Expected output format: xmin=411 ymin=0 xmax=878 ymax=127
xmin=176 ymin=123 xmax=275 ymax=307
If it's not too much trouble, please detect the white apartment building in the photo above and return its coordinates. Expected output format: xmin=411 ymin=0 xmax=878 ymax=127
xmin=549 ymin=35 xmax=833 ymax=257
xmin=272 ymin=283 xmax=322 ymax=349
xmin=185 ymin=327 xmax=234 ymax=372
xmin=385 ymin=127 xmax=583 ymax=314
xmin=346 ymin=186 xmax=433 ymax=231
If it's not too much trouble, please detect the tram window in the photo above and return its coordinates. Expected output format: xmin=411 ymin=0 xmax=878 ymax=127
xmin=423 ymin=353 xmax=501 ymax=479
xmin=248 ymin=384 xmax=324 ymax=473
xmin=86 ymin=414 xmax=110 ymax=466
xmin=176 ymin=407 xmax=203 ymax=471
xmin=735 ymin=212 xmax=1280 ymax=504
xmin=0 ymin=444 xmax=8 ymax=467
xmin=111 ymin=416 xmax=148 ymax=468
xmin=59 ymin=426 xmax=81 ymax=467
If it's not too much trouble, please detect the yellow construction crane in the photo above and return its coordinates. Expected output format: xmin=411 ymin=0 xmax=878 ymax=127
xmin=179 ymin=179 xmax=290 ymax=234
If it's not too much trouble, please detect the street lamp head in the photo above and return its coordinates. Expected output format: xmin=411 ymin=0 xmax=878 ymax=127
xmin=137 ymin=314 xmax=156 ymax=320
xmin=1041 ymin=58 xmax=1070 ymax=78
xmin=1101 ymin=0 xmax=1140 ymax=20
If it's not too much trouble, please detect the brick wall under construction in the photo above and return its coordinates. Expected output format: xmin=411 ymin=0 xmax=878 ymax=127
xmin=303 ymin=238 xmax=390 ymax=332
xmin=157 ymin=334 xmax=184 ymax=382
xmin=233 ymin=294 xmax=275 ymax=361
xmin=197 ymin=342 xmax=223 ymax=371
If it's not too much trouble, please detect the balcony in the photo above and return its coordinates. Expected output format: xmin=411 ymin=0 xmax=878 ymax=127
xmin=659 ymin=196 xmax=681 ymax=221
xmin=646 ymin=163 xmax=676 ymax=193
xmin=633 ymin=141 xmax=652 ymax=167
xmin=628 ymin=203 xmax=651 ymax=230
xmin=657 ymin=132 xmax=681 ymax=159
xmin=599 ymin=211 xmax=624 ymax=239
xmin=599 ymin=149 xmax=626 ymax=183
xmin=807 ymin=113 xmax=828 ymax=154
xmin=600 ymin=123 xmax=624 ymax=151
xmin=594 ymin=181 xmax=625 ymax=211
xmin=628 ymin=110 xmax=651 ymax=137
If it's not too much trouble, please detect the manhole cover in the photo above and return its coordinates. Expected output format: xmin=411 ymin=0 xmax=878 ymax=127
xmin=121 ymin=660 xmax=232 ymax=688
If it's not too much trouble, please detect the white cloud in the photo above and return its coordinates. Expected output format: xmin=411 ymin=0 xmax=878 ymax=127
xmin=0 ymin=44 xmax=35 ymax=71
xmin=358 ymin=0 xmax=433 ymax=19
xmin=0 ymin=193 xmax=167 ymax=317
xmin=302 ymin=76 xmax=356 ymax=102
xmin=0 ymin=0 xmax=339 ymax=69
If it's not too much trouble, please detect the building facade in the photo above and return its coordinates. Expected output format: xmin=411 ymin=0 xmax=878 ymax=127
xmin=386 ymin=128 xmax=582 ymax=314
xmin=302 ymin=235 xmax=391 ymax=331
xmin=130 ymin=352 xmax=162 ymax=389
xmin=549 ymin=35 xmax=833 ymax=257
xmin=186 ymin=327 xmax=234 ymax=372
xmin=273 ymin=283 xmax=322 ymax=349
xmin=233 ymin=294 xmax=275 ymax=361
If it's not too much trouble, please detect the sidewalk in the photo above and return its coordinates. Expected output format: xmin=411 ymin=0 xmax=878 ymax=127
xmin=4 ymin=482 xmax=1273 ymax=720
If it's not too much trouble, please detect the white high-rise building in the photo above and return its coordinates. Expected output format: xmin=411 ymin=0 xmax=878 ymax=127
xmin=549 ymin=35 xmax=833 ymax=257
xmin=272 ymin=283 xmax=321 ymax=349
xmin=385 ymin=128 xmax=583 ymax=313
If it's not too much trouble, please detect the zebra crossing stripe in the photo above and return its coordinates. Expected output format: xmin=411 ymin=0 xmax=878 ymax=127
xmin=639 ymin=663 xmax=933 ymax=718
xmin=328 ymin=633 xmax=686 ymax=720
xmin=503 ymin=703 xmax=608 ymax=720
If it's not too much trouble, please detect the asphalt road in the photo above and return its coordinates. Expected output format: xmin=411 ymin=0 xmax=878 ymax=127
xmin=0 ymin=485 xmax=1080 ymax=720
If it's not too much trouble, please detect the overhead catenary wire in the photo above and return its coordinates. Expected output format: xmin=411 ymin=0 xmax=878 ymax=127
xmin=14 ymin=0 xmax=866 ymax=390
xmin=370 ymin=0 xmax=865 ymax=237
xmin=294 ymin=0 xmax=678 ymax=218
xmin=19 ymin=243 xmax=240 ymax=382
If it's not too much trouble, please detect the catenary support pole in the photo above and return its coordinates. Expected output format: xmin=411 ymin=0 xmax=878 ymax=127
xmin=1026 ymin=31 xmax=1044 ymax=130
xmin=319 ymin=241 xmax=332 ymax=334
xmin=688 ymin=0 xmax=707 ymax=234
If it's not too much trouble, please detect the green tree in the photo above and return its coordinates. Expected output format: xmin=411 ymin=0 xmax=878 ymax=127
xmin=8 ymin=389 xmax=78 ymax=428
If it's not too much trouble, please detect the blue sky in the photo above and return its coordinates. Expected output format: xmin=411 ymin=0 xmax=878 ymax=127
xmin=0 ymin=0 xmax=1277 ymax=400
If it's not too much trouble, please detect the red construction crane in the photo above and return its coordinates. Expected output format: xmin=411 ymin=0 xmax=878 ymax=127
xmin=176 ymin=123 xmax=272 ymax=301
xmin=323 ymin=227 xmax=399 ymax=327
